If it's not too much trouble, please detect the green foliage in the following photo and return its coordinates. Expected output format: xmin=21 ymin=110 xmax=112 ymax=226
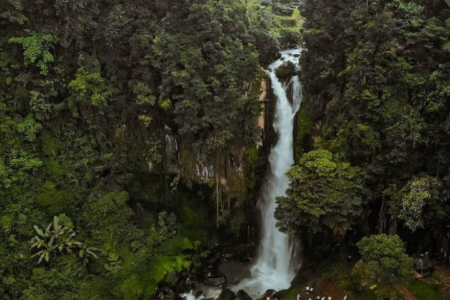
xmin=294 ymin=108 xmax=313 ymax=160
xmin=0 ymin=111 xmax=43 ymax=188
xmin=35 ymin=181 xmax=70 ymax=215
xmin=30 ymin=215 xmax=97 ymax=264
xmin=0 ymin=0 xmax=284 ymax=298
xmin=9 ymin=32 xmax=58 ymax=75
xmin=21 ymin=259 xmax=96 ymax=300
xmin=179 ymin=202 xmax=209 ymax=242
xmin=276 ymin=150 xmax=365 ymax=235
xmin=0 ymin=0 xmax=28 ymax=24
xmin=69 ymin=54 xmax=118 ymax=107
xmin=398 ymin=175 xmax=443 ymax=231
xmin=299 ymin=0 xmax=450 ymax=260
xmin=353 ymin=234 xmax=413 ymax=286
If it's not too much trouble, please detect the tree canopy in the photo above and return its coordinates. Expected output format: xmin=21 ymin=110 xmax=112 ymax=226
xmin=279 ymin=0 xmax=450 ymax=264
xmin=353 ymin=234 xmax=413 ymax=285
xmin=275 ymin=150 xmax=365 ymax=235
xmin=0 ymin=0 xmax=280 ymax=298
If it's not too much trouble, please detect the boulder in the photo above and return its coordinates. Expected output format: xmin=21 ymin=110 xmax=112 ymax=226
xmin=276 ymin=61 xmax=296 ymax=79
xmin=219 ymin=289 xmax=236 ymax=300
xmin=195 ymin=291 xmax=203 ymax=298
xmin=204 ymin=275 xmax=227 ymax=286
xmin=239 ymin=255 xmax=251 ymax=263
xmin=236 ymin=290 xmax=252 ymax=300
xmin=174 ymin=277 xmax=196 ymax=294
xmin=155 ymin=283 xmax=173 ymax=300
xmin=265 ymin=289 xmax=278 ymax=299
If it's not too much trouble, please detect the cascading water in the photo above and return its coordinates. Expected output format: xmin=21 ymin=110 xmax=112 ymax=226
xmin=181 ymin=49 xmax=303 ymax=300
xmin=234 ymin=49 xmax=303 ymax=297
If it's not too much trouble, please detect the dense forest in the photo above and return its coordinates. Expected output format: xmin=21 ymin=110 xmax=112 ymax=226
xmin=3 ymin=0 xmax=450 ymax=299
xmin=276 ymin=0 xmax=450 ymax=298
xmin=0 ymin=0 xmax=282 ymax=298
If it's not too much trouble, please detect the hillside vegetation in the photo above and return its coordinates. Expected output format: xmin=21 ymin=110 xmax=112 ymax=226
xmin=277 ymin=0 xmax=450 ymax=298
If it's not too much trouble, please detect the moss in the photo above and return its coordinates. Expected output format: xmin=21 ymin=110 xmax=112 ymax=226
xmin=248 ymin=66 xmax=264 ymax=102
xmin=276 ymin=61 xmax=296 ymax=79
xmin=178 ymin=202 xmax=210 ymax=243
xmin=128 ymin=174 xmax=164 ymax=205
xmin=407 ymin=280 xmax=442 ymax=300
xmin=305 ymin=29 xmax=325 ymax=35
xmin=246 ymin=146 xmax=259 ymax=191
xmin=179 ymin=149 xmax=198 ymax=187
xmin=228 ymin=209 xmax=247 ymax=238
xmin=277 ymin=286 xmax=302 ymax=300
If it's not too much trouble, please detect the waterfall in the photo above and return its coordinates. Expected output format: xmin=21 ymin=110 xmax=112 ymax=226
xmin=234 ymin=49 xmax=303 ymax=297
xmin=180 ymin=291 xmax=204 ymax=300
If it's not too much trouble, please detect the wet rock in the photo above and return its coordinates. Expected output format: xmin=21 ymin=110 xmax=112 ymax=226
xmin=155 ymin=283 xmax=173 ymax=300
xmin=276 ymin=61 xmax=296 ymax=79
xmin=174 ymin=270 xmax=197 ymax=294
xmin=294 ymin=54 xmax=300 ymax=57
xmin=236 ymin=290 xmax=252 ymax=300
xmin=219 ymin=289 xmax=235 ymax=300
xmin=204 ymin=275 xmax=227 ymax=286
xmin=222 ymin=253 xmax=237 ymax=260
xmin=175 ymin=281 xmax=189 ymax=294
xmin=205 ymin=253 xmax=221 ymax=273
xmin=265 ymin=289 xmax=278 ymax=299
xmin=239 ymin=255 xmax=251 ymax=262
xmin=195 ymin=291 xmax=203 ymax=298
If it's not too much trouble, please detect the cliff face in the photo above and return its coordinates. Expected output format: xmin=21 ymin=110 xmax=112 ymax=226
xmin=154 ymin=66 xmax=280 ymax=235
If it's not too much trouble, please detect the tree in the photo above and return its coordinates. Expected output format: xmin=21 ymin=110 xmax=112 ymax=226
xmin=353 ymin=234 xmax=413 ymax=285
xmin=397 ymin=175 xmax=444 ymax=232
xmin=299 ymin=0 xmax=450 ymax=256
xmin=275 ymin=150 xmax=365 ymax=235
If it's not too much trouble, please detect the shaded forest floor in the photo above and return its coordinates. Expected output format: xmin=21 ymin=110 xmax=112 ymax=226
xmin=434 ymin=266 xmax=450 ymax=299
xmin=279 ymin=255 xmax=449 ymax=300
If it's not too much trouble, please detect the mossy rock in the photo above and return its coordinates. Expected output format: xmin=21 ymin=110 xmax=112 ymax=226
xmin=236 ymin=290 xmax=252 ymax=300
xmin=276 ymin=61 xmax=296 ymax=79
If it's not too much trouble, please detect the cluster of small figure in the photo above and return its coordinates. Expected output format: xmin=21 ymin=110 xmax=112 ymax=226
xmin=296 ymin=287 xmax=349 ymax=300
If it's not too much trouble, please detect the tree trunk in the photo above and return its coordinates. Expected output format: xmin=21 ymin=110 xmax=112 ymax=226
xmin=389 ymin=217 xmax=397 ymax=235
xmin=363 ymin=208 xmax=370 ymax=236
xmin=378 ymin=196 xmax=387 ymax=234
xmin=216 ymin=173 xmax=219 ymax=227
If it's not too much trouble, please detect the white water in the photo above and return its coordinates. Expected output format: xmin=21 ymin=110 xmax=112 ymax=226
xmin=234 ymin=49 xmax=303 ymax=297
xmin=182 ymin=50 xmax=303 ymax=300
xmin=180 ymin=291 xmax=204 ymax=300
